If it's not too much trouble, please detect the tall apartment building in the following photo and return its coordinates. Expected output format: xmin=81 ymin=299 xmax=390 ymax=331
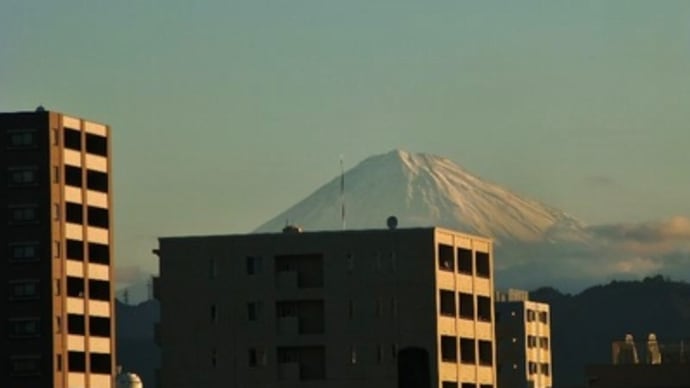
xmin=154 ymin=226 xmax=497 ymax=388
xmin=1 ymin=109 xmax=116 ymax=388
xmin=495 ymin=289 xmax=552 ymax=388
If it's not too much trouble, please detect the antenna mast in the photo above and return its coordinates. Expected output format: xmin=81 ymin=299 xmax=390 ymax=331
xmin=340 ymin=155 xmax=346 ymax=230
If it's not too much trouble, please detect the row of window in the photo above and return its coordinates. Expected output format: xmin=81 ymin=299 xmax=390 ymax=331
xmin=64 ymin=127 xmax=108 ymax=156
xmin=9 ymin=239 xmax=109 ymax=264
xmin=440 ymin=336 xmax=493 ymax=365
xmin=6 ymin=129 xmax=36 ymax=149
xmin=527 ymin=335 xmax=550 ymax=350
xmin=438 ymin=245 xmax=491 ymax=278
xmin=7 ymin=316 xmax=111 ymax=338
xmin=528 ymin=361 xmax=550 ymax=376
xmin=64 ymin=165 xmax=108 ymax=192
xmin=8 ymin=351 xmax=111 ymax=376
xmin=440 ymin=290 xmax=492 ymax=322
xmin=8 ymin=278 xmax=110 ymax=301
xmin=526 ymin=309 xmax=549 ymax=324
xmin=442 ymin=383 xmax=493 ymax=388
xmin=64 ymin=202 xmax=109 ymax=228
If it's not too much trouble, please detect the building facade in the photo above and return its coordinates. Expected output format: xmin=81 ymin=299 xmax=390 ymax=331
xmin=1 ymin=109 xmax=116 ymax=387
xmin=495 ymin=290 xmax=552 ymax=388
xmin=155 ymin=227 xmax=497 ymax=388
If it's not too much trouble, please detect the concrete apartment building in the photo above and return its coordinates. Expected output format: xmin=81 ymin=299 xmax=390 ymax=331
xmin=1 ymin=109 xmax=116 ymax=388
xmin=154 ymin=226 xmax=497 ymax=388
xmin=495 ymin=289 xmax=552 ymax=388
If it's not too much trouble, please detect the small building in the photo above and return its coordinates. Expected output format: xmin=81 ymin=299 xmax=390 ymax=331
xmin=495 ymin=289 xmax=552 ymax=388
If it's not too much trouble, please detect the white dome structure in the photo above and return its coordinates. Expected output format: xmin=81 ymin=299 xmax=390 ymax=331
xmin=116 ymin=367 xmax=143 ymax=388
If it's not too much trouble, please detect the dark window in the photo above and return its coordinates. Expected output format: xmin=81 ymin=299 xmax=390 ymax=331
xmin=87 ymin=206 xmax=109 ymax=228
xmin=246 ymin=256 xmax=261 ymax=275
xmin=64 ymin=128 xmax=82 ymax=150
xmin=65 ymin=202 xmax=83 ymax=223
xmin=461 ymin=384 xmax=475 ymax=388
xmin=540 ymin=363 xmax=550 ymax=376
xmin=7 ymin=167 xmax=37 ymax=186
xmin=89 ymin=316 xmax=111 ymax=337
xmin=66 ymin=277 xmax=84 ymax=298
xmin=480 ymin=385 xmax=494 ymax=388
xmin=539 ymin=311 xmax=548 ymax=324
xmin=477 ymin=296 xmax=492 ymax=322
xmin=9 ymin=205 xmax=38 ymax=224
xmin=9 ymin=242 xmax=39 ymax=262
xmin=210 ymin=304 xmax=217 ymax=322
xmin=66 ymin=239 xmax=84 ymax=261
xmin=526 ymin=309 xmax=536 ymax=322
xmin=478 ymin=340 xmax=493 ymax=366
xmin=10 ymin=280 xmax=39 ymax=300
xmin=457 ymin=248 xmax=473 ymax=274
xmin=476 ymin=251 xmax=490 ymax=278
xmin=528 ymin=361 xmax=538 ymax=375
xmin=439 ymin=290 xmax=456 ymax=317
xmin=7 ymin=129 xmax=37 ymax=149
xmin=68 ymin=351 xmax=86 ymax=372
xmin=527 ymin=335 xmax=537 ymax=348
xmin=9 ymin=356 xmax=41 ymax=376
xmin=90 ymin=353 xmax=111 ymax=374
xmin=438 ymin=244 xmax=454 ymax=271
xmin=9 ymin=318 xmax=40 ymax=338
xmin=539 ymin=337 xmax=549 ymax=350
xmin=248 ymin=303 xmax=257 ymax=321
xmin=440 ymin=336 xmax=457 ymax=362
xmin=86 ymin=134 xmax=108 ymax=156
xmin=460 ymin=338 xmax=476 ymax=364
xmin=67 ymin=314 xmax=85 ymax=335
xmin=442 ymin=383 xmax=458 ymax=388
xmin=88 ymin=279 xmax=110 ymax=301
xmin=249 ymin=348 xmax=257 ymax=366
xmin=459 ymin=293 xmax=474 ymax=319
xmin=65 ymin=165 xmax=82 ymax=187
xmin=88 ymin=243 xmax=110 ymax=265
xmin=86 ymin=170 xmax=108 ymax=193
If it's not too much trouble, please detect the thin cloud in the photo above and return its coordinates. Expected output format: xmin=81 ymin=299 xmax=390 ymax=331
xmin=584 ymin=175 xmax=616 ymax=187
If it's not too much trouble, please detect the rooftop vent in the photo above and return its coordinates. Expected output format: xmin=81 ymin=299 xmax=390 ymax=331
xmin=282 ymin=225 xmax=303 ymax=234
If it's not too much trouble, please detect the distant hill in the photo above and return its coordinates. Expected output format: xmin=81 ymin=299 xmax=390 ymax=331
xmin=115 ymin=277 xmax=690 ymax=388
xmin=116 ymin=300 xmax=160 ymax=387
xmin=531 ymin=276 xmax=690 ymax=387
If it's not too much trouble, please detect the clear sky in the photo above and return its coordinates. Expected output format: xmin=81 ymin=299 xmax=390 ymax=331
xmin=2 ymin=1 xmax=690 ymax=284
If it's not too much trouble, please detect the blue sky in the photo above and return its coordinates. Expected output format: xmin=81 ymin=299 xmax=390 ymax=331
xmin=2 ymin=1 xmax=690 ymax=284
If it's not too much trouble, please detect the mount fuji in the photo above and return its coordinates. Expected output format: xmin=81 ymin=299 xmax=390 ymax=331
xmin=255 ymin=149 xmax=590 ymax=244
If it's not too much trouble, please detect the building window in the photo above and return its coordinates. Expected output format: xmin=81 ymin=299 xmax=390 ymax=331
xmin=86 ymin=170 xmax=108 ymax=193
xmin=540 ymin=362 xmax=550 ymax=376
xmin=350 ymin=345 xmax=357 ymax=364
xmin=9 ymin=318 xmax=40 ymax=338
xmin=68 ymin=351 xmax=86 ymax=372
xmin=527 ymin=335 xmax=537 ymax=348
xmin=88 ymin=279 xmax=110 ymax=301
xmin=87 ymin=206 xmax=109 ymax=228
xmin=65 ymin=165 xmax=82 ymax=187
xmin=526 ymin=309 xmax=536 ymax=322
xmin=475 ymin=251 xmax=490 ymax=278
xmin=438 ymin=244 xmax=454 ymax=271
xmin=248 ymin=302 xmax=262 ymax=321
xmin=66 ymin=277 xmax=84 ymax=298
xmin=67 ymin=314 xmax=85 ymax=335
xmin=64 ymin=127 xmax=82 ymax=150
xmin=9 ymin=355 xmax=41 ymax=376
xmin=459 ymin=292 xmax=474 ymax=319
xmin=9 ymin=205 xmax=38 ymax=224
xmin=7 ymin=166 xmax=38 ymax=186
xmin=211 ymin=348 xmax=217 ymax=367
xmin=209 ymin=258 xmax=217 ymax=279
xmin=9 ymin=280 xmax=39 ymax=300
xmin=442 ymin=382 xmax=458 ymax=388
xmin=211 ymin=304 xmax=217 ymax=323
xmin=9 ymin=242 xmax=39 ymax=262
xmin=460 ymin=338 xmax=476 ymax=364
xmin=478 ymin=340 xmax=493 ymax=366
xmin=86 ymin=133 xmax=108 ymax=156
xmin=539 ymin=337 xmax=549 ymax=350
xmin=57 ymin=354 xmax=62 ymax=371
xmin=248 ymin=348 xmax=266 ymax=367
xmin=477 ymin=295 xmax=492 ymax=322
xmin=457 ymin=247 xmax=473 ymax=274
xmin=249 ymin=348 xmax=257 ymax=366
xmin=377 ymin=344 xmax=384 ymax=364
xmin=90 ymin=353 xmax=111 ymax=374
xmin=66 ymin=239 xmax=84 ymax=261
xmin=348 ymin=300 xmax=354 ymax=319
xmin=6 ymin=129 xmax=37 ymax=149
xmin=539 ymin=311 xmax=548 ymax=324
xmin=528 ymin=361 xmax=538 ymax=375
xmin=65 ymin=202 xmax=83 ymax=224
xmin=89 ymin=316 xmax=111 ymax=337
xmin=440 ymin=336 xmax=457 ymax=362
xmin=439 ymin=290 xmax=456 ymax=317
xmin=461 ymin=384 xmax=475 ymax=388
xmin=480 ymin=385 xmax=494 ymax=388
xmin=246 ymin=256 xmax=261 ymax=275
xmin=88 ymin=242 xmax=109 ymax=265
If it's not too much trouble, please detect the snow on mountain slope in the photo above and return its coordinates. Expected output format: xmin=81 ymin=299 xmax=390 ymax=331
xmin=254 ymin=150 xmax=590 ymax=244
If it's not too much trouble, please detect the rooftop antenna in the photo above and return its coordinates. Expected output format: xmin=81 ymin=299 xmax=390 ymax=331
xmin=340 ymin=155 xmax=346 ymax=230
